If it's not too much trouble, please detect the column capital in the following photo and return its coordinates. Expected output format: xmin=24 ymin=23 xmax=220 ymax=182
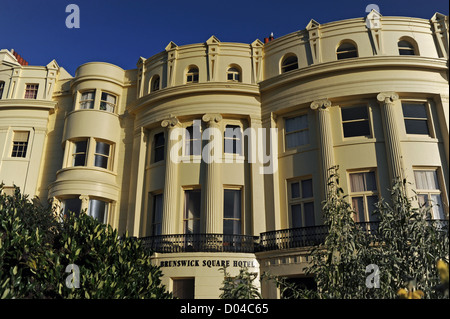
xmin=202 ymin=113 xmax=223 ymax=126
xmin=377 ymin=92 xmax=399 ymax=104
xmin=161 ymin=114 xmax=181 ymax=129
xmin=310 ymin=98 xmax=332 ymax=110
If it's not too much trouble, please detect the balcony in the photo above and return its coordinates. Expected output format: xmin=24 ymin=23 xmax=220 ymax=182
xmin=139 ymin=220 xmax=448 ymax=254
xmin=140 ymin=233 xmax=259 ymax=253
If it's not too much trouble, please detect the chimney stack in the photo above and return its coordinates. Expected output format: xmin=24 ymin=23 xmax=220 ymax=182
xmin=11 ymin=49 xmax=29 ymax=66
xmin=264 ymin=32 xmax=275 ymax=44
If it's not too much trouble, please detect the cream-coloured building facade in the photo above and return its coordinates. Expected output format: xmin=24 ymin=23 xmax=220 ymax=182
xmin=0 ymin=11 xmax=448 ymax=298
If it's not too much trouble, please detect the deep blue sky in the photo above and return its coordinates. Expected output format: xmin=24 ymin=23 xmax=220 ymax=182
xmin=1 ymin=0 xmax=448 ymax=76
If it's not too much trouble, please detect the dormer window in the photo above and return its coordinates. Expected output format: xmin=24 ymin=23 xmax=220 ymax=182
xmin=398 ymin=40 xmax=417 ymax=56
xmin=281 ymin=55 xmax=298 ymax=73
xmin=227 ymin=67 xmax=241 ymax=82
xmin=337 ymin=42 xmax=358 ymax=60
xmin=151 ymin=75 xmax=160 ymax=92
xmin=186 ymin=67 xmax=199 ymax=83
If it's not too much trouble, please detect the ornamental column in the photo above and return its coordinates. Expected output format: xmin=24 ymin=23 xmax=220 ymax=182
xmin=377 ymin=92 xmax=404 ymax=182
xmin=161 ymin=115 xmax=181 ymax=235
xmin=310 ymin=99 xmax=335 ymax=199
xmin=202 ymin=113 xmax=223 ymax=234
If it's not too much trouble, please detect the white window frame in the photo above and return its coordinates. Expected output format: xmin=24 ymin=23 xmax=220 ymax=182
xmin=413 ymin=168 xmax=447 ymax=220
xmin=348 ymin=169 xmax=379 ymax=223
xmin=288 ymin=177 xmax=315 ymax=228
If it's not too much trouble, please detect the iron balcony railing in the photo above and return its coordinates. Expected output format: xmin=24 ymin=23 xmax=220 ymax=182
xmin=257 ymin=220 xmax=448 ymax=252
xmin=140 ymin=233 xmax=259 ymax=253
xmin=139 ymin=220 xmax=448 ymax=253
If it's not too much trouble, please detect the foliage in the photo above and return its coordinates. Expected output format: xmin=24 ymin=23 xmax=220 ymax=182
xmin=260 ymin=272 xmax=318 ymax=299
xmin=264 ymin=166 xmax=449 ymax=299
xmin=0 ymin=185 xmax=172 ymax=299
xmin=219 ymin=267 xmax=261 ymax=299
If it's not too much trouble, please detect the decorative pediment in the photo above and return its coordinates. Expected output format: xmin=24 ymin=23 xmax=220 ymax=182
xmin=366 ymin=9 xmax=382 ymax=29
xmin=306 ymin=19 xmax=320 ymax=30
xmin=206 ymin=35 xmax=220 ymax=45
xmin=46 ymin=59 xmax=59 ymax=70
xmin=165 ymin=41 xmax=178 ymax=51
xmin=431 ymin=12 xmax=448 ymax=23
xmin=251 ymin=39 xmax=263 ymax=47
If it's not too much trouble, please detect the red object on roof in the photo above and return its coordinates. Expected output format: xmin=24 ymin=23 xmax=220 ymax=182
xmin=11 ymin=49 xmax=29 ymax=66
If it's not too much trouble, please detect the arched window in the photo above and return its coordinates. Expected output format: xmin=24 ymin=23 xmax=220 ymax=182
xmin=186 ymin=66 xmax=199 ymax=83
xmin=398 ymin=39 xmax=417 ymax=56
xmin=0 ymin=81 xmax=5 ymax=99
xmin=281 ymin=55 xmax=298 ymax=73
xmin=151 ymin=75 xmax=160 ymax=92
xmin=227 ymin=66 xmax=241 ymax=82
xmin=336 ymin=42 xmax=358 ymax=60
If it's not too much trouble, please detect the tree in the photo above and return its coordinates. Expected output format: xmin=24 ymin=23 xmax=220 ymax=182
xmin=0 ymin=185 xmax=172 ymax=299
xmin=263 ymin=166 xmax=448 ymax=299
xmin=219 ymin=267 xmax=261 ymax=299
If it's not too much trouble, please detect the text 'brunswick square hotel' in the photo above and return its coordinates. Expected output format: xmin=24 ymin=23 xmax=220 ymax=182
xmin=0 ymin=10 xmax=449 ymax=298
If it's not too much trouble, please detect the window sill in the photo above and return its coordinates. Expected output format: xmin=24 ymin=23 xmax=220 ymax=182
xmin=280 ymin=145 xmax=315 ymax=158
xmin=401 ymin=136 xmax=439 ymax=143
xmin=57 ymin=166 xmax=117 ymax=176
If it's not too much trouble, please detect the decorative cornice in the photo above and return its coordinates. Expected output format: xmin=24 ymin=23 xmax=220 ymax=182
xmin=310 ymin=98 xmax=332 ymax=110
xmin=377 ymin=92 xmax=399 ymax=103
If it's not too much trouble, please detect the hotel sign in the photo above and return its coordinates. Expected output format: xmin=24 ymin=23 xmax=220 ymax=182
xmin=159 ymin=259 xmax=257 ymax=268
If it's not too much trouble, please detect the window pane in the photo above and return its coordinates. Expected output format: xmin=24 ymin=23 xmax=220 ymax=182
xmin=343 ymin=121 xmax=370 ymax=137
xmin=301 ymin=179 xmax=313 ymax=198
xmin=352 ymin=197 xmax=365 ymax=222
xmin=365 ymin=172 xmax=377 ymax=191
xmin=154 ymin=133 xmax=165 ymax=147
xmin=350 ymin=173 xmax=365 ymax=192
xmin=95 ymin=142 xmax=110 ymax=156
xmin=94 ymin=155 xmax=108 ymax=169
xmin=291 ymin=204 xmax=302 ymax=228
xmin=89 ymin=199 xmax=108 ymax=223
xmin=367 ymin=195 xmax=379 ymax=221
xmin=402 ymin=103 xmax=427 ymax=119
xmin=223 ymin=220 xmax=241 ymax=235
xmin=304 ymin=202 xmax=315 ymax=227
xmin=73 ymin=154 xmax=86 ymax=166
xmin=291 ymin=182 xmax=300 ymax=198
xmin=63 ymin=198 xmax=81 ymax=217
xmin=404 ymin=119 xmax=429 ymax=135
xmin=414 ymin=170 xmax=439 ymax=190
xmin=74 ymin=140 xmax=87 ymax=153
xmin=341 ymin=106 xmax=368 ymax=121
xmin=152 ymin=194 xmax=163 ymax=235
xmin=286 ymin=131 xmax=309 ymax=148
xmin=430 ymin=194 xmax=445 ymax=220
xmin=184 ymin=190 xmax=201 ymax=234
xmin=418 ymin=194 xmax=428 ymax=208
xmin=154 ymin=147 xmax=164 ymax=162
xmin=286 ymin=115 xmax=307 ymax=133
xmin=224 ymin=190 xmax=241 ymax=219
xmin=172 ymin=278 xmax=195 ymax=299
